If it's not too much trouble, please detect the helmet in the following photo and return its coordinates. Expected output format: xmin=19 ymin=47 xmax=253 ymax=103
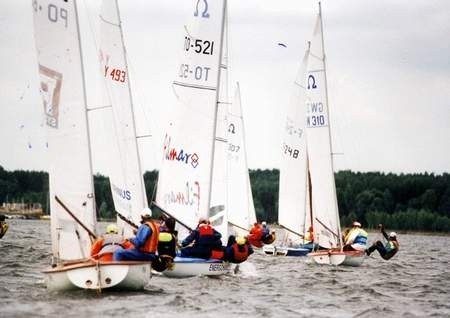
xmin=106 ymin=224 xmax=119 ymax=234
xmin=352 ymin=221 xmax=361 ymax=227
xmin=389 ymin=232 xmax=397 ymax=238
xmin=236 ymin=236 xmax=246 ymax=245
xmin=261 ymin=221 xmax=267 ymax=226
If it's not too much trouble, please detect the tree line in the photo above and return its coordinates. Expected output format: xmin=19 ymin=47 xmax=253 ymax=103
xmin=1 ymin=165 xmax=449 ymax=232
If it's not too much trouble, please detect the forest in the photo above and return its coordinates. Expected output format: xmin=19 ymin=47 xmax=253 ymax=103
xmin=1 ymin=165 xmax=449 ymax=232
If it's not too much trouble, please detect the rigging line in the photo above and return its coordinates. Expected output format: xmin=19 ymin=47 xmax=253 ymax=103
xmin=136 ymin=134 xmax=152 ymax=139
xmin=308 ymin=68 xmax=325 ymax=73
xmin=279 ymin=224 xmax=305 ymax=238
xmin=173 ymin=81 xmax=217 ymax=91
xmin=309 ymin=52 xmax=323 ymax=62
xmin=294 ymin=81 xmax=307 ymax=89
xmin=86 ymin=104 xmax=112 ymax=112
xmin=99 ymin=14 xmax=120 ymax=27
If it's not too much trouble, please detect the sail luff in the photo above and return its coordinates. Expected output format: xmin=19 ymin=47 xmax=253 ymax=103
xmin=207 ymin=0 xmax=228 ymax=218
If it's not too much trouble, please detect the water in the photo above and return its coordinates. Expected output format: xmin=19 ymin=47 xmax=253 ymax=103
xmin=1 ymin=220 xmax=449 ymax=318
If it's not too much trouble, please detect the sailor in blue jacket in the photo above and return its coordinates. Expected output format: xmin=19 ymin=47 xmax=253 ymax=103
xmin=180 ymin=217 xmax=222 ymax=259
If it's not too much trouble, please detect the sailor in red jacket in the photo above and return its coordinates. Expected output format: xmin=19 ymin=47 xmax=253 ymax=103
xmin=224 ymin=236 xmax=254 ymax=263
xmin=247 ymin=222 xmax=276 ymax=247
xmin=180 ymin=217 xmax=223 ymax=259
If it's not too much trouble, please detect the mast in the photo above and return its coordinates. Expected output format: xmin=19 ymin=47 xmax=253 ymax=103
xmin=318 ymin=2 xmax=342 ymax=246
xmin=207 ymin=0 xmax=228 ymax=218
xmin=114 ymin=0 xmax=148 ymax=208
xmin=74 ymin=0 xmax=96 ymax=224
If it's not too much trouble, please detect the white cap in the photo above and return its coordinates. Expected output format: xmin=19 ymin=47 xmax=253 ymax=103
xmin=352 ymin=221 xmax=361 ymax=227
xmin=141 ymin=207 xmax=152 ymax=215
xmin=261 ymin=221 xmax=267 ymax=226
xmin=389 ymin=232 xmax=397 ymax=238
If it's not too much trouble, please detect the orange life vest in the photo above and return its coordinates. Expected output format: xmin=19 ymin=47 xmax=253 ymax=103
xmin=232 ymin=243 xmax=249 ymax=263
xmin=141 ymin=221 xmax=160 ymax=253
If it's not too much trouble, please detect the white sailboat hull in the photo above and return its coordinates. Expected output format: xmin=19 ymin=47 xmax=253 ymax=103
xmin=163 ymin=257 xmax=230 ymax=278
xmin=43 ymin=261 xmax=151 ymax=291
xmin=307 ymin=250 xmax=365 ymax=267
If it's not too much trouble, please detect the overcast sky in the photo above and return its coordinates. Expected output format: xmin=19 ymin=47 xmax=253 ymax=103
xmin=0 ymin=0 xmax=449 ymax=174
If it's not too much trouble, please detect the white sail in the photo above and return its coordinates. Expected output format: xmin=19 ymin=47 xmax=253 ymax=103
xmin=278 ymin=49 xmax=310 ymax=242
xmin=227 ymin=82 xmax=257 ymax=236
xmin=33 ymin=0 xmax=96 ymax=260
xmin=156 ymin=0 xmax=227 ymax=235
xmin=99 ymin=0 xmax=148 ymax=236
xmin=305 ymin=8 xmax=341 ymax=248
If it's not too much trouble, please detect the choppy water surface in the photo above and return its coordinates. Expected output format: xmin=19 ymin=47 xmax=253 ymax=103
xmin=1 ymin=220 xmax=449 ymax=318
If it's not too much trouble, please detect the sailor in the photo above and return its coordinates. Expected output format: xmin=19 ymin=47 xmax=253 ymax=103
xmin=0 ymin=214 xmax=8 ymax=239
xmin=343 ymin=221 xmax=368 ymax=251
xmin=305 ymin=226 xmax=314 ymax=244
xmin=366 ymin=224 xmax=399 ymax=260
xmin=261 ymin=221 xmax=270 ymax=237
xmin=247 ymin=222 xmax=276 ymax=247
xmin=224 ymin=235 xmax=254 ymax=264
xmin=90 ymin=224 xmax=132 ymax=261
xmin=247 ymin=222 xmax=264 ymax=247
xmin=180 ymin=217 xmax=222 ymax=259
xmin=152 ymin=216 xmax=178 ymax=272
xmin=113 ymin=209 xmax=160 ymax=262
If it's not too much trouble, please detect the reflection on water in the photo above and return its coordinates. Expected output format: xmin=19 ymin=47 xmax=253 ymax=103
xmin=1 ymin=220 xmax=449 ymax=317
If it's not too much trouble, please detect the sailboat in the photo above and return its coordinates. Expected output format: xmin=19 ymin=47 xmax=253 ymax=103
xmin=305 ymin=3 xmax=364 ymax=266
xmin=263 ymin=46 xmax=312 ymax=257
xmin=34 ymin=0 xmax=151 ymax=291
xmin=154 ymin=0 xmax=230 ymax=277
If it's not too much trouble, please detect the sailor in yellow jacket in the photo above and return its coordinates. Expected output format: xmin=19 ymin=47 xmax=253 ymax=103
xmin=342 ymin=221 xmax=368 ymax=251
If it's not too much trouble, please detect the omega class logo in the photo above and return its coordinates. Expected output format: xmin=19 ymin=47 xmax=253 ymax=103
xmin=39 ymin=65 xmax=62 ymax=128
xmin=163 ymin=134 xmax=199 ymax=168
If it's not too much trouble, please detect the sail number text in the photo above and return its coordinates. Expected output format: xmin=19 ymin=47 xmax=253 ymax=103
xmin=228 ymin=143 xmax=240 ymax=153
xmin=104 ymin=66 xmax=126 ymax=83
xmin=283 ymin=143 xmax=300 ymax=158
xmin=33 ymin=1 xmax=68 ymax=28
xmin=179 ymin=64 xmax=211 ymax=81
xmin=306 ymin=101 xmax=327 ymax=127
xmin=184 ymin=36 xmax=214 ymax=55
